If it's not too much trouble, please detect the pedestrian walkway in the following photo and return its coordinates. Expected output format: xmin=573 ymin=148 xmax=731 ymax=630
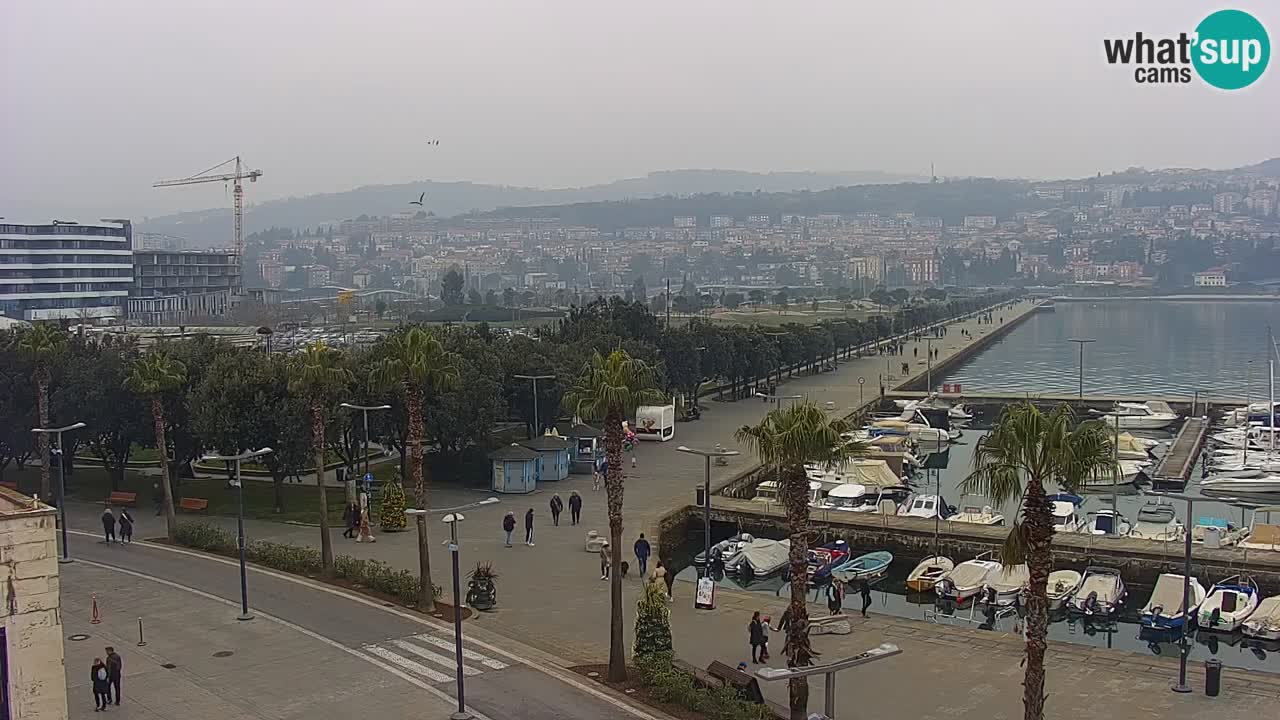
xmin=360 ymin=631 xmax=509 ymax=684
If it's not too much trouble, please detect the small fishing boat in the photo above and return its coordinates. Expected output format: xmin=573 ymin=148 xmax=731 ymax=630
xmin=1047 ymin=570 xmax=1082 ymax=611
xmin=723 ymin=538 xmax=791 ymax=577
xmin=1047 ymin=493 xmax=1084 ymax=533
xmin=1140 ymin=573 xmax=1206 ymax=630
xmin=1069 ymin=566 xmax=1126 ymax=617
xmin=1079 ymin=509 xmax=1132 ymax=536
xmin=1128 ymin=500 xmax=1185 ymax=542
xmin=950 ymin=498 xmax=1005 ymax=526
xmin=1197 ymin=576 xmax=1260 ymax=632
xmin=815 ymin=483 xmax=869 ymax=511
xmin=806 ymin=540 xmax=851 ymax=584
xmin=905 ymin=556 xmax=954 ymax=593
xmin=984 ymin=564 xmax=1030 ymax=606
xmin=831 ymin=550 xmax=893 ymax=583
xmin=693 ymin=533 xmax=752 ymax=566
xmin=1190 ymin=516 xmax=1249 ymax=547
xmin=1242 ymin=596 xmax=1280 ymax=641
xmin=898 ymin=494 xmax=955 ymax=520
xmin=936 ymin=555 xmax=1001 ymax=602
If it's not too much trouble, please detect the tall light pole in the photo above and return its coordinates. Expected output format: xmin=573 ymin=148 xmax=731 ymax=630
xmin=677 ymin=445 xmax=740 ymax=590
xmin=926 ymin=337 xmax=933 ymax=392
xmin=207 ymin=447 xmax=273 ymax=620
xmin=32 ymin=421 xmax=86 ymax=563
xmin=513 ymin=374 xmax=555 ymax=437
xmin=339 ymin=403 xmax=391 ymax=543
xmin=1068 ymin=338 xmax=1096 ymax=399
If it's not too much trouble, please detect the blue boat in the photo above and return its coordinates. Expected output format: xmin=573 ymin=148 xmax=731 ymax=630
xmin=831 ymin=550 xmax=893 ymax=584
xmin=806 ymin=540 xmax=851 ymax=584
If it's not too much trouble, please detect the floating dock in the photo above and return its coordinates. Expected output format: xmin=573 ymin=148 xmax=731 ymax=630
xmin=1147 ymin=415 xmax=1209 ymax=491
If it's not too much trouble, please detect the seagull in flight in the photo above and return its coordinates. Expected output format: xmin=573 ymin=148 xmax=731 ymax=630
xmin=409 ymin=192 xmax=425 ymax=206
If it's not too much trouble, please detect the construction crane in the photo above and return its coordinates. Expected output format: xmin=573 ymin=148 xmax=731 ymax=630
xmin=154 ymin=156 xmax=262 ymax=292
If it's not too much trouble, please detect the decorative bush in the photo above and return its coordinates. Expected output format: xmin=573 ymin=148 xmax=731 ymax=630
xmin=634 ymin=579 xmax=673 ymax=658
xmin=635 ymin=652 xmax=773 ymax=720
xmin=379 ymin=481 xmax=408 ymax=531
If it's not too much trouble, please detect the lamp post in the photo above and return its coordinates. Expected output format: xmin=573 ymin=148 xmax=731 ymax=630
xmin=206 ymin=447 xmax=273 ymax=620
xmin=512 ymin=374 xmax=555 ymax=437
xmin=1143 ymin=491 xmax=1203 ymax=693
xmin=926 ymin=337 xmax=933 ymax=392
xmin=677 ymin=445 xmax=740 ymax=590
xmin=339 ymin=402 xmax=391 ymax=542
xmin=1068 ymin=338 xmax=1096 ymax=399
xmin=405 ymin=497 xmax=498 ymax=720
xmin=32 ymin=422 xmax=86 ymax=563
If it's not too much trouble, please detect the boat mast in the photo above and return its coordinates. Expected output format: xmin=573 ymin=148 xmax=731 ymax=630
xmin=1112 ymin=414 xmax=1120 ymax=538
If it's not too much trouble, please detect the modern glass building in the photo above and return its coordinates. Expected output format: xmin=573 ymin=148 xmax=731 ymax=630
xmin=0 ymin=220 xmax=133 ymax=321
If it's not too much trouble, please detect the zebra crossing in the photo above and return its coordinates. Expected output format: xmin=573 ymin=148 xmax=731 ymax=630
xmin=358 ymin=630 xmax=509 ymax=684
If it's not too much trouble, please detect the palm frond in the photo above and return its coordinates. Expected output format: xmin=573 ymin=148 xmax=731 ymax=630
xmin=998 ymin=522 xmax=1030 ymax=567
xmin=561 ymin=349 xmax=663 ymax=423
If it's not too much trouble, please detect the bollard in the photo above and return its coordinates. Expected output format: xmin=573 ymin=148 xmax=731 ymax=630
xmin=137 ymin=617 xmax=147 ymax=647
xmin=90 ymin=593 xmax=101 ymax=624
xmin=1205 ymin=659 xmax=1222 ymax=697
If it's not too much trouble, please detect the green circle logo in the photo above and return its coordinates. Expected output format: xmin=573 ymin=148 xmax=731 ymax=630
xmin=1192 ymin=9 xmax=1270 ymax=90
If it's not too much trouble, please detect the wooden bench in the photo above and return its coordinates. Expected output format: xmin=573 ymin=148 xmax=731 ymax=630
xmin=672 ymin=658 xmax=724 ymax=690
xmin=107 ymin=491 xmax=137 ymax=507
xmin=178 ymin=497 xmax=209 ymax=513
xmin=0 ymin=481 xmax=18 ymax=491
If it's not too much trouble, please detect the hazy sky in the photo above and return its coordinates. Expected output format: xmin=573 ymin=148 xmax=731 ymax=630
xmin=3 ymin=1 xmax=1277 ymax=222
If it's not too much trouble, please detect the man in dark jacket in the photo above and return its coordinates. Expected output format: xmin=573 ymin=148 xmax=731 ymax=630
xmin=101 ymin=506 xmax=116 ymax=544
xmin=105 ymin=646 xmax=123 ymax=705
xmin=502 ymin=512 xmax=516 ymax=547
xmin=633 ymin=534 xmax=651 ymax=577
xmin=549 ymin=494 xmax=563 ymax=526
xmin=568 ymin=491 xmax=582 ymax=525
xmin=524 ymin=508 xmax=535 ymax=546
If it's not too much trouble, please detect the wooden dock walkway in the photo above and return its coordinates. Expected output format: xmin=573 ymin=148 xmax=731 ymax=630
xmin=1149 ymin=416 xmax=1209 ymax=489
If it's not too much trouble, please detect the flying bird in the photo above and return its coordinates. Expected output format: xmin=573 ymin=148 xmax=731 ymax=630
xmin=428 ymin=140 xmax=440 ymax=146
xmin=409 ymin=192 xmax=425 ymax=206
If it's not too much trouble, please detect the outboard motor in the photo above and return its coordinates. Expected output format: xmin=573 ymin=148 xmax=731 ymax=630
xmin=1083 ymin=591 xmax=1100 ymax=616
xmin=1208 ymin=607 xmax=1222 ymax=628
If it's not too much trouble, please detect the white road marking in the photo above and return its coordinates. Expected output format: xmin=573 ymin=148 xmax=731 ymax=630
xmin=411 ymin=632 xmax=508 ymax=669
xmin=390 ymin=638 xmax=481 ymax=676
xmin=362 ymin=643 xmax=455 ymax=683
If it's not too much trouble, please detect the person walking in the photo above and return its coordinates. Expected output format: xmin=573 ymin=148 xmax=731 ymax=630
xmin=342 ymin=502 xmax=358 ymax=539
xmin=105 ymin=646 xmax=123 ymax=705
xmin=91 ymin=658 xmax=110 ymax=712
xmin=151 ymin=482 xmax=164 ymax=516
xmin=650 ymin=559 xmax=667 ymax=590
xmin=549 ymin=493 xmax=563 ymax=526
xmin=118 ymin=509 xmax=134 ymax=545
xmin=599 ymin=541 xmax=611 ymax=580
xmin=859 ymin=578 xmax=873 ymax=617
xmin=524 ymin=508 xmax=535 ymax=546
xmin=633 ymin=533 xmax=651 ymax=577
xmin=100 ymin=506 xmax=116 ymax=544
xmin=568 ymin=491 xmax=582 ymax=525
xmin=502 ymin=511 xmax=516 ymax=547
xmin=749 ymin=611 xmax=767 ymax=663
xmin=827 ymin=580 xmax=844 ymax=615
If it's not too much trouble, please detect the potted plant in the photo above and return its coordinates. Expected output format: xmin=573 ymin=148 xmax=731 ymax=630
xmin=467 ymin=561 xmax=498 ymax=611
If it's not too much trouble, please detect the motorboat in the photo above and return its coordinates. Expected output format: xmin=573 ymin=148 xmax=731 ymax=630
xmin=905 ymin=556 xmax=954 ymax=593
xmin=949 ymin=498 xmax=1005 ymax=526
xmin=1197 ymin=576 xmax=1260 ymax=632
xmin=870 ymin=418 xmax=948 ymax=444
xmin=848 ymin=485 xmax=912 ymax=515
xmin=1190 ymin=516 xmax=1249 ymax=548
xmin=1140 ymin=573 xmax=1206 ymax=630
xmin=806 ymin=540 xmax=851 ymax=584
xmin=935 ymin=555 xmax=1002 ymax=602
xmin=831 ymin=550 xmax=893 ymax=583
xmin=756 ymin=479 xmax=823 ymax=505
xmin=1097 ymin=401 xmax=1178 ymax=430
xmin=983 ymin=564 xmax=1029 ymax=606
xmin=1050 ymin=499 xmax=1083 ymax=533
xmin=1047 ymin=570 xmax=1082 ymax=611
xmin=1068 ymin=566 xmax=1126 ymax=616
xmin=1079 ymin=509 xmax=1132 ymax=537
xmin=1238 ymin=511 xmax=1280 ymax=551
xmin=1128 ymin=500 xmax=1185 ymax=542
xmin=898 ymin=494 xmax=955 ymax=520
xmin=1242 ymin=596 xmax=1280 ymax=641
xmin=814 ymin=483 xmax=869 ymax=511
xmin=723 ymin=538 xmax=791 ymax=577
xmin=694 ymin=533 xmax=752 ymax=565
xmin=1083 ymin=459 xmax=1146 ymax=487
xmin=1200 ymin=475 xmax=1280 ymax=494
xmin=1114 ymin=432 xmax=1157 ymax=461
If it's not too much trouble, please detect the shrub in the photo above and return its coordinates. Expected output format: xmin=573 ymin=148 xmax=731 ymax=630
xmin=379 ymin=481 xmax=408 ymax=531
xmin=634 ymin=579 xmax=673 ymax=658
xmin=634 ymin=651 xmax=773 ymax=720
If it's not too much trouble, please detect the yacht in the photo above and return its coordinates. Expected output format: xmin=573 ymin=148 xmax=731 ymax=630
xmin=1097 ymin=401 xmax=1178 ymax=430
xmin=1140 ymin=573 xmax=1206 ymax=630
xmin=1068 ymin=566 xmax=1126 ymax=617
xmin=1079 ymin=509 xmax=1132 ymax=536
xmin=1200 ymin=475 xmax=1280 ymax=494
xmin=1197 ymin=576 xmax=1260 ymax=632
xmin=1128 ymin=500 xmax=1186 ymax=542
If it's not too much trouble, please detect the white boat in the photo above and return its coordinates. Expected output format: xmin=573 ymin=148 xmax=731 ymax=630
xmin=1083 ymin=459 xmax=1146 ymax=487
xmin=983 ymin=564 xmax=1029 ymax=606
xmin=905 ymin=556 xmax=954 ymax=593
xmin=760 ymin=479 xmax=823 ymax=506
xmin=847 ymin=485 xmax=912 ymax=515
xmin=935 ymin=555 xmax=1001 ymax=602
xmin=1114 ymin=432 xmax=1156 ymax=461
xmin=1049 ymin=495 xmax=1083 ymax=533
xmin=815 ymin=483 xmax=869 ymax=511
xmin=1069 ymin=566 xmax=1126 ymax=616
xmin=1242 ymin=596 xmax=1280 ymax=641
xmin=1190 ymin=517 xmax=1249 ymax=548
xmin=723 ymin=538 xmax=791 ymax=576
xmin=898 ymin=494 xmax=954 ymax=520
xmin=1197 ymin=576 xmax=1260 ymax=632
xmin=1098 ymin=401 xmax=1178 ymax=430
xmin=1079 ymin=509 xmax=1132 ymax=536
xmin=1127 ymin=500 xmax=1185 ymax=542
xmin=1140 ymin=573 xmax=1206 ymax=630
xmin=1237 ymin=511 xmax=1280 ymax=551
xmin=949 ymin=498 xmax=1005 ymax=526
xmin=1200 ymin=475 xmax=1280 ymax=494
xmin=1047 ymin=570 xmax=1082 ymax=611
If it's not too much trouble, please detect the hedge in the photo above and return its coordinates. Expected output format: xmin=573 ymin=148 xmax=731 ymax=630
xmin=174 ymin=521 xmax=440 ymax=605
xmin=635 ymin=652 xmax=774 ymax=720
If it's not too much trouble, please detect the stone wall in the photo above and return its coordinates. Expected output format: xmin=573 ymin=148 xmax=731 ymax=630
xmin=1 ymin=495 xmax=67 ymax=720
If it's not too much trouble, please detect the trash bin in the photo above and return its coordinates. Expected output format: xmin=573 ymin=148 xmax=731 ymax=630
xmin=695 ymin=485 xmax=706 ymax=507
xmin=1205 ymin=659 xmax=1222 ymax=697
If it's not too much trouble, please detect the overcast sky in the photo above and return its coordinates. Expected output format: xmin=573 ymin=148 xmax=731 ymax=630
xmin=3 ymin=1 xmax=1277 ymax=222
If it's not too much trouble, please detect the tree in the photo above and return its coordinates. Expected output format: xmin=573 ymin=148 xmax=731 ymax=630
xmin=484 ymin=289 xmax=498 ymax=306
xmin=736 ymin=403 xmax=865 ymax=719
xmin=17 ymin=325 xmax=65 ymax=501
xmin=379 ymin=481 xmax=408 ymax=530
xmin=890 ymin=288 xmax=911 ymax=305
xmin=125 ymin=351 xmax=186 ymax=542
xmin=372 ymin=328 xmax=459 ymax=608
xmin=288 ymin=342 xmax=352 ymax=574
xmin=563 ymin=349 xmax=664 ymax=682
xmin=773 ymin=289 xmax=789 ymax=308
xmin=467 ymin=288 xmax=482 ymax=305
xmin=775 ymin=265 xmax=801 ymax=286
xmin=502 ymin=287 xmax=516 ymax=307
xmin=723 ymin=292 xmax=744 ymax=309
xmin=748 ymin=289 xmax=767 ymax=304
xmin=631 ymin=276 xmax=648 ymax=305
xmin=633 ymin=579 xmax=673 ymax=658
xmin=868 ymin=287 xmax=891 ymax=307
xmin=375 ymin=298 xmax=389 ymax=318
xmin=441 ymin=268 xmax=465 ymax=306
xmin=961 ymin=403 xmax=1117 ymax=720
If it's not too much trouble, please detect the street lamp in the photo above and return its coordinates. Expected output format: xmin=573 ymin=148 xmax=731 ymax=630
xmin=677 ymin=445 xmax=740 ymax=595
xmin=206 ymin=447 xmax=273 ymax=620
xmin=404 ymin=497 xmax=498 ymax=720
xmin=1068 ymin=338 xmax=1096 ymax=399
xmin=512 ymin=374 xmax=555 ymax=437
xmin=32 ymin=422 xmax=86 ymax=563
xmin=339 ymin=402 xmax=391 ymax=543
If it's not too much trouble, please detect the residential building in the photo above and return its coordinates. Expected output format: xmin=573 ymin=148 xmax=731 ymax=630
xmin=1 ymin=488 xmax=68 ymax=720
xmin=128 ymin=249 xmax=241 ymax=325
xmin=259 ymin=260 xmax=285 ymax=288
xmin=352 ymin=268 xmax=372 ymax=289
xmin=962 ymin=215 xmax=997 ymax=229
xmin=673 ymin=216 xmax=697 ymax=228
xmin=1193 ymin=270 xmax=1227 ymax=287
xmin=846 ymin=256 xmax=884 ymax=283
xmin=305 ymin=265 xmax=332 ymax=288
xmin=1213 ymin=192 xmax=1243 ymax=214
xmin=0 ymin=220 xmax=133 ymax=321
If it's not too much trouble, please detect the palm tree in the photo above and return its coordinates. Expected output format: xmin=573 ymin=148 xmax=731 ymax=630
xmin=371 ymin=328 xmax=458 ymax=607
xmin=562 ymin=349 xmax=663 ymax=683
xmin=17 ymin=325 xmax=66 ymax=501
xmin=961 ymin=402 xmax=1117 ymax=720
xmin=125 ymin=351 xmax=187 ymax=542
xmin=736 ymin=403 xmax=864 ymax=719
xmin=289 ymin=342 xmax=352 ymax=574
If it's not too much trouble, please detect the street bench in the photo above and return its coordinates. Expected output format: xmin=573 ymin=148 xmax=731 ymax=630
xmin=108 ymin=491 xmax=137 ymax=507
xmin=706 ymin=660 xmax=765 ymax=704
xmin=672 ymin=658 xmax=723 ymax=690
xmin=178 ymin=497 xmax=209 ymax=513
xmin=0 ymin=481 xmax=18 ymax=491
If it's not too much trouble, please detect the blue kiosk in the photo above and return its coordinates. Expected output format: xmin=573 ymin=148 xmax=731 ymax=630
xmin=554 ymin=419 xmax=604 ymax=475
xmin=488 ymin=443 xmax=541 ymax=494
xmin=519 ymin=434 xmax=573 ymax=482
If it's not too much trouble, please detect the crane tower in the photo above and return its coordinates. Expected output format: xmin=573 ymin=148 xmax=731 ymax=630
xmin=154 ymin=156 xmax=262 ymax=295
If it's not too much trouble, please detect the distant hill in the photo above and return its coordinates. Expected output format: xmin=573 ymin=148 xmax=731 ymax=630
xmin=137 ymin=169 xmax=920 ymax=247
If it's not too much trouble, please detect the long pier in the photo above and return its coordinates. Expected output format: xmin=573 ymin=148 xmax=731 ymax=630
xmin=1148 ymin=416 xmax=1209 ymax=490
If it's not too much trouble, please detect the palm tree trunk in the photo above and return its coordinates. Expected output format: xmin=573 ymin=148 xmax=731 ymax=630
xmin=151 ymin=398 xmax=178 ymax=542
xmin=36 ymin=374 xmax=51 ymax=501
xmin=781 ymin=463 xmax=814 ymax=719
xmin=313 ymin=402 xmax=334 ymax=573
xmin=1021 ymin=475 xmax=1053 ymax=720
xmin=407 ymin=387 xmax=433 ymax=608
xmin=603 ymin=406 xmax=627 ymax=683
